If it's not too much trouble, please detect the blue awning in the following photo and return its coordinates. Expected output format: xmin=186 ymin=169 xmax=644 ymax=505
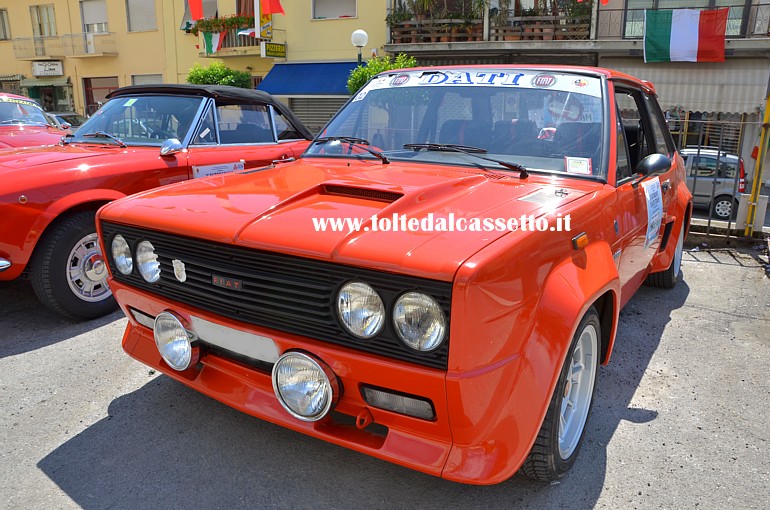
xmin=257 ymin=62 xmax=358 ymax=96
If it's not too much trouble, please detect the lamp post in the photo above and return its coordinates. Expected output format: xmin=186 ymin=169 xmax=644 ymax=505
xmin=351 ymin=29 xmax=368 ymax=66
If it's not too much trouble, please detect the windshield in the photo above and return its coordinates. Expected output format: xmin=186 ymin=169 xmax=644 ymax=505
xmin=306 ymin=69 xmax=607 ymax=179
xmin=0 ymin=96 xmax=52 ymax=126
xmin=71 ymin=95 xmax=204 ymax=146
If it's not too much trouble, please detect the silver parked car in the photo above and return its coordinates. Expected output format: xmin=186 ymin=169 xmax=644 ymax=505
xmin=680 ymin=147 xmax=745 ymax=219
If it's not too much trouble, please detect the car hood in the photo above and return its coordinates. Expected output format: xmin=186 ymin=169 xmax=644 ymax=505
xmin=0 ymin=143 xmax=135 ymax=173
xmin=101 ymin=158 xmax=594 ymax=280
xmin=0 ymin=125 xmax=66 ymax=148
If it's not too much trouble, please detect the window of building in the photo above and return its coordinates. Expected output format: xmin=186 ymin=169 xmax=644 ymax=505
xmin=81 ymin=0 xmax=108 ymax=33
xmin=126 ymin=0 xmax=157 ymax=32
xmin=31 ymin=4 xmax=57 ymax=37
xmin=83 ymin=76 xmax=119 ymax=115
xmin=312 ymin=0 xmax=356 ymax=19
xmin=132 ymin=74 xmax=163 ymax=85
xmin=0 ymin=9 xmax=11 ymax=40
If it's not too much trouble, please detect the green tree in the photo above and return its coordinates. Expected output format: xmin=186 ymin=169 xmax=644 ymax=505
xmin=347 ymin=53 xmax=419 ymax=95
xmin=186 ymin=61 xmax=252 ymax=88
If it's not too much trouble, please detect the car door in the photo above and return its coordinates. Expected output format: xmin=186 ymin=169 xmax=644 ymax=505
xmin=186 ymin=101 xmax=305 ymax=179
xmin=612 ymin=84 xmax=676 ymax=304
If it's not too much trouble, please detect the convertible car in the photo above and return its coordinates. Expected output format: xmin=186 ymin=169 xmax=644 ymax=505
xmin=0 ymin=84 xmax=312 ymax=319
xmin=97 ymin=66 xmax=692 ymax=484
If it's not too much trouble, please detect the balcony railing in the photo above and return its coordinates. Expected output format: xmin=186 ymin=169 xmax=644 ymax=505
xmin=12 ymin=33 xmax=117 ymax=59
xmin=388 ymin=3 xmax=770 ymax=44
xmin=198 ymin=28 xmax=261 ymax=56
xmin=596 ymin=6 xmax=770 ymax=39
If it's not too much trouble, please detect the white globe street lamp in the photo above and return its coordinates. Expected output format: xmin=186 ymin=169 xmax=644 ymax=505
xmin=351 ymin=29 xmax=368 ymax=65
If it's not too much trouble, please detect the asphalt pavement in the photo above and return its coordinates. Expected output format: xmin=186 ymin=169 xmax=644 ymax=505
xmin=1 ymin=240 xmax=768 ymax=510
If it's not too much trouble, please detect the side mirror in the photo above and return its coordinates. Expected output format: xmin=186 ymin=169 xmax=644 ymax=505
xmin=60 ymin=122 xmax=72 ymax=130
xmin=160 ymin=138 xmax=183 ymax=156
xmin=637 ymin=153 xmax=671 ymax=177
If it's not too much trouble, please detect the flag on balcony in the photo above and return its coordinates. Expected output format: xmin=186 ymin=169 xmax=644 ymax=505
xmin=644 ymin=8 xmax=728 ymax=63
xmin=260 ymin=0 xmax=284 ymax=15
xmin=238 ymin=28 xmax=257 ymax=38
xmin=202 ymin=31 xmax=225 ymax=54
xmin=189 ymin=0 xmax=204 ymax=21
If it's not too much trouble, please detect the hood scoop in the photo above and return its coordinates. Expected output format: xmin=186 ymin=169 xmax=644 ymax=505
xmin=322 ymin=184 xmax=403 ymax=203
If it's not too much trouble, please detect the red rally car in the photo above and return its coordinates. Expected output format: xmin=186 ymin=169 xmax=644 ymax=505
xmin=0 ymin=93 xmax=66 ymax=148
xmin=0 ymin=84 xmax=312 ymax=319
xmin=96 ymin=66 xmax=692 ymax=484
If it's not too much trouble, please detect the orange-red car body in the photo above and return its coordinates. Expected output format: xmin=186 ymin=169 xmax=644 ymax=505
xmin=97 ymin=66 xmax=692 ymax=484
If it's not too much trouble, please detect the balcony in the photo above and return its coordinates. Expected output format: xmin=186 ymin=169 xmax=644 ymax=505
xmin=12 ymin=33 xmax=117 ymax=60
xmin=197 ymin=28 xmax=262 ymax=58
xmin=386 ymin=2 xmax=770 ymax=60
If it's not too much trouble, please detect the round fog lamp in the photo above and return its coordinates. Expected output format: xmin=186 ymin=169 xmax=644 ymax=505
xmin=137 ymin=240 xmax=160 ymax=283
xmin=111 ymin=235 xmax=132 ymax=275
xmin=154 ymin=311 xmax=194 ymax=371
xmin=337 ymin=282 xmax=385 ymax=339
xmin=393 ymin=292 xmax=447 ymax=352
xmin=272 ymin=352 xmax=339 ymax=422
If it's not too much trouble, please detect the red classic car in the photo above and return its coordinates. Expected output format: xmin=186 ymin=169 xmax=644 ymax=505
xmin=0 ymin=84 xmax=312 ymax=319
xmin=0 ymin=93 xmax=66 ymax=148
xmin=96 ymin=66 xmax=692 ymax=484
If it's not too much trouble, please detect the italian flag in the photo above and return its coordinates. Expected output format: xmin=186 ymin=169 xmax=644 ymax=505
xmin=644 ymin=8 xmax=728 ymax=63
xmin=202 ymin=31 xmax=225 ymax=54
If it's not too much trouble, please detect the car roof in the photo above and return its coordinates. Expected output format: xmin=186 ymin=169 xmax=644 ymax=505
xmin=106 ymin=83 xmax=313 ymax=140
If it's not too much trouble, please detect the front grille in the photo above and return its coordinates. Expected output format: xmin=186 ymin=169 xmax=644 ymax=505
xmin=102 ymin=222 xmax=452 ymax=369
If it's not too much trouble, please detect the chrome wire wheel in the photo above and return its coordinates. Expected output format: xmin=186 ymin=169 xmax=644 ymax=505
xmin=558 ymin=322 xmax=598 ymax=460
xmin=66 ymin=232 xmax=112 ymax=303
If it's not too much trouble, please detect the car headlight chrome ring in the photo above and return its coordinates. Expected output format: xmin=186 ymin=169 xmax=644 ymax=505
xmin=336 ymin=282 xmax=385 ymax=339
xmin=272 ymin=351 xmax=339 ymax=422
xmin=393 ymin=292 xmax=447 ymax=352
xmin=136 ymin=240 xmax=160 ymax=283
xmin=153 ymin=311 xmax=197 ymax=371
xmin=111 ymin=234 xmax=132 ymax=275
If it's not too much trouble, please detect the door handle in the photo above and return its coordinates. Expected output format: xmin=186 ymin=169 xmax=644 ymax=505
xmin=272 ymin=156 xmax=295 ymax=164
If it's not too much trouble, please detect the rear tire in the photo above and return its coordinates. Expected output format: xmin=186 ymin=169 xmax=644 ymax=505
xmin=31 ymin=211 xmax=117 ymax=320
xmin=645 ymin=221 xmax=684 ymax=289
xmin=711 ymin=196 xmax=736 ymax=220
xmin=521 ymin=307 xmax=600 ymax=481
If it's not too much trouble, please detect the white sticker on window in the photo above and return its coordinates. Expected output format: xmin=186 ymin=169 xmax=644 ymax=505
xmin=193 ymin=161 xmax=245 ymax=178
xmin=565 ymin=157 xmax=592 ymax=175
xmin=642 ymin=176 xmax=664 ymax=249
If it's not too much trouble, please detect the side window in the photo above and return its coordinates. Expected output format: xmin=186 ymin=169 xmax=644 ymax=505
xmin=274 ymin=109 xmax=305 ymax=140
xmin=217 ymin=104 xmax=273 ymax=144
xmin=643 ymin=93 xmax=672 ymax=155
xmin=613 ymin=87 xmax=652 ymax=172
xmin=693 ymin=156 xmax=717 ymax=177
xmin=192 ymin=104 xmax=217 ymax=145
xmin=615 ymin=104 xmax=633 ymax=181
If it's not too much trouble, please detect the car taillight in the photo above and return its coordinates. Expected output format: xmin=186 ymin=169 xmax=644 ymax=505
xmin=739 ymin=159 xmax=746 ymax=193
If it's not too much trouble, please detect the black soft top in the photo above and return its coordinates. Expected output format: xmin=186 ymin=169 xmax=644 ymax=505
xmin=106 ymin=84 xmax=312 ymax=140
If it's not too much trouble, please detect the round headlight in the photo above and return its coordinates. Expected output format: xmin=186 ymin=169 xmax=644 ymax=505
xmin=393 ymin=292 xmax=447 ymax=352
xmin=336 ymin=282 xmax=385 ymax=339
xmin=136 ymin=240 xmax=160 ymax=283
xmin=153 ymin=311 xmax=195 ymax=371
xmin=111 ymin=234 xmax=132 ymax=275
xmin=272 ymin=352 xmax=339 ymax=422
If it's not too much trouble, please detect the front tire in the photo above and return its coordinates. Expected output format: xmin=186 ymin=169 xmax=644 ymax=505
xmin=31 ymin=211 xmax=117 ymax=320
xmin=521 ymin=307 xmax=600 ymax=481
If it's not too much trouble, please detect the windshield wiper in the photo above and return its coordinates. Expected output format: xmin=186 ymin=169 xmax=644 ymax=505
xmin=81 ymin=131 xmax=127 ymax=148
xmin=404 ymin=143 xmax=529 ymax=178
xmin=314 ymin=136 xmax=389 ymax=164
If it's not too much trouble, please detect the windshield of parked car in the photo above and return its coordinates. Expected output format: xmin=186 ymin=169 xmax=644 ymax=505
xmin=305 ymin=69 xmax=607 ymax=179
xmin=70 ymin=95 xmax=204 ymax=146
xmin=0 ymin=96 xmax=52 ymax=126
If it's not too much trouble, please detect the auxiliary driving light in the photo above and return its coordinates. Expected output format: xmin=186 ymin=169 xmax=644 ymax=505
xmin=272 ymin=352 xmax=339 ymax=422
xmin=153 ymin=311 xmax=197 ymax=371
